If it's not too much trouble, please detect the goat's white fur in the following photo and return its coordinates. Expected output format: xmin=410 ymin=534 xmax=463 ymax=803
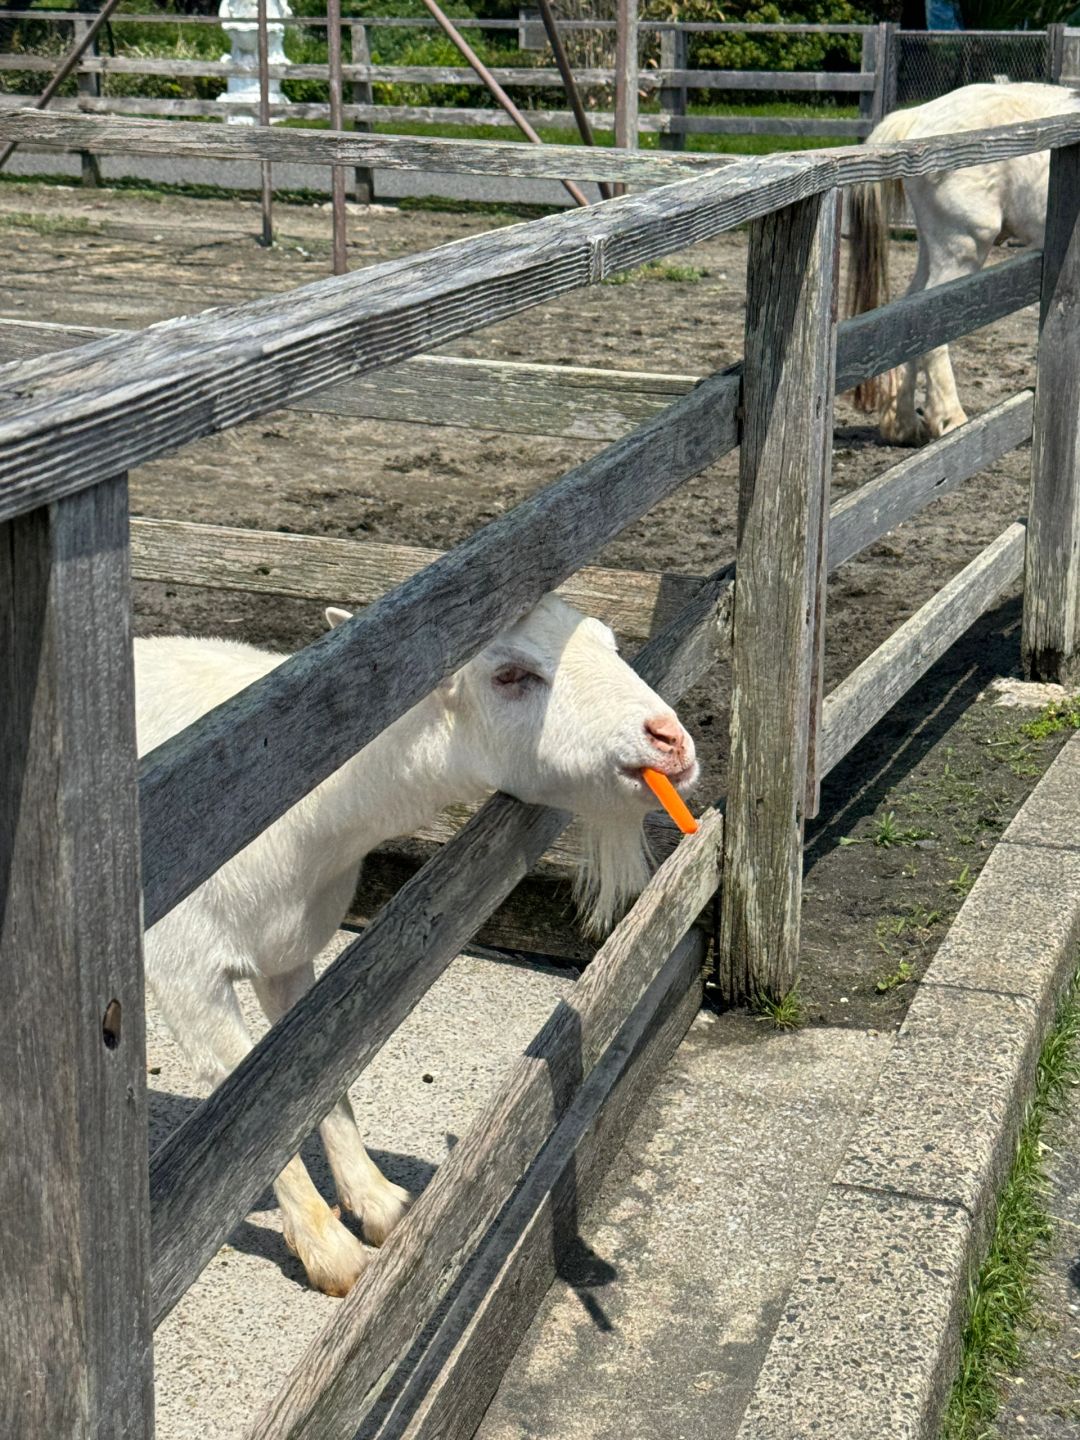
xmin=138 ymin=594 xmax=696 ymax=1296
xmin=847 ymin=82 xmax=1080 ymax=445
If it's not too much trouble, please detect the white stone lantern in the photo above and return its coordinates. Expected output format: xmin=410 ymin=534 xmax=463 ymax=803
xmin=218 ymin=0 xmax=294 ymax=125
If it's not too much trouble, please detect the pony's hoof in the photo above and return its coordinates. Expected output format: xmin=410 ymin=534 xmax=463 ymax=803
xmin=284 ymin=1208 xmax=374 ymax=1297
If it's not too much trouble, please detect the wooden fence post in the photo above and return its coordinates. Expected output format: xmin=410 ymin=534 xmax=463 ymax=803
xmin=1022 ymin=142 xmax=1080 ymax=683
xmin=326 ymin=0 xmax=348 ymax=275
xmin=0 ymin=475 xmax=153 ymax=1439
xmin=613 ymin=0 xmax=638 ymax=196
xmin=73 ymin=17 xmax=102 ymax=186
xmin=349 ymin=22 xmax=375 ymax=205
xmin=1047 ymin=22 xmax=1066 ymax=85
xmin=718 ymin=189 xmax=840 ymax=1007
xmin=256 ymin=0 xmax=273 ymax=248
xmin=880 ymin=20 xmax=899 ymax=116
xmin=861 ymin=23 xmax=884 ymax=127
xmin=658 ymin=25 xmax=686 ymax=153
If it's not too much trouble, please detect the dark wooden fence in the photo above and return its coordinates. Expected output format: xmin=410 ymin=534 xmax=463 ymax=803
xmin=3 ymin=108 xmax=1080 ymax=1440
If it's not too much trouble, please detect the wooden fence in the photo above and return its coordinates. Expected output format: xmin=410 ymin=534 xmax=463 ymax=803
xmin=4 ymin=108 xmax=1080 ymax=1439
xmin=0 ymin=12 xmax=891 ymax=148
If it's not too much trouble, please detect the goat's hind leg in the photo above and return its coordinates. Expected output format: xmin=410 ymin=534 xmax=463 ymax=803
xmin=253 ymin=965 xmax=412 ymax=1248
xmin=150 ymin=961 xmax=372 ymax=1297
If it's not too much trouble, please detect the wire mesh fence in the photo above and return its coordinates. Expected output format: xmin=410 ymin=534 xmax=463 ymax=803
xmin=896 ymin=29 xmax=1053 ymax=106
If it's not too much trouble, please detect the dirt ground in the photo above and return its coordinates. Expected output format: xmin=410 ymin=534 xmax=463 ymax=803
xmin=0 ymin=178 xmax=1064 ymax=1027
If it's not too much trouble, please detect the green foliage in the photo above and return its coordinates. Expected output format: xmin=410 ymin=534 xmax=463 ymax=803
xmin=751 ymin=984 xmax=806 ymax=1030
xmin=643 ymin=0 xmax=871 ymax=73
xmin=958 ymin=0 xmax=1080 ymax=27
xmin=1020 ymin=694 xmax=1080 ymax=742
xmin=942 ymin=966 xmax=1080 ymax=1439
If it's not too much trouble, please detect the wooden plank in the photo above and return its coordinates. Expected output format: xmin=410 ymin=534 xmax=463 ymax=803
xmin=372 ymin=936 xmax=704 ymax=1440
xmin=674 ymin=113 xmax=872 ymax=138
xmin=2 ymin=112 xmax=1076 ymax=525
xmin=835 ymin=249 xmax=1043 ymax=393
xmin=819 ymin=522 xmax=1027 ymax=777
xmin=828 ymin=391 xmax=1035 ymax=572
xmin=136 ymin=367 xmax=740 ymax=931
xmin=0 ymin=476 xmax=153 ymax=1439
xmin=0 ymin=106 xmax=717 ymax=184
xmin=244 ymin=816 xmax=721 ymax=1440
xmin=719 ymin=189 xmax=840 ymax=1007
xmin=148 ymin=583 xmax=728 ymax=1325
xmin=664 ymin=68 xmax=873 ymax=91
xmin=128 ymin=517 xmax=704 ymax=643
xmin=1023 ymin=143 xmax=1080 ymax=684
xmin=0 ymin=319 xmax=699 ymax=440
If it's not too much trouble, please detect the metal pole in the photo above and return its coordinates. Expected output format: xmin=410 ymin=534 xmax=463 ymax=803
xmin=327 ymin=0 xmax=347 ymax=274
xmin=0 ymin=0 xmax=122 ymax=171
xmin=534 ymin=0 xmax=612 ymax=201
xmin=419 ymin=0 xmax=590 ymax=208
xmin=256 ymin=0 xmax=273 ymax=248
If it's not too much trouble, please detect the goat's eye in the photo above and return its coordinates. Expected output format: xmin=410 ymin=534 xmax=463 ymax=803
xmin=492 ymin=664 xmax=541 ymax=692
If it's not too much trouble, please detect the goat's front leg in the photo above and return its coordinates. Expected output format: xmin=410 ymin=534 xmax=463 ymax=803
xmin=252 ymin=965 xmax=412 ymax=1248
xmin=150 ymin=963 xmax=372 ymax=1297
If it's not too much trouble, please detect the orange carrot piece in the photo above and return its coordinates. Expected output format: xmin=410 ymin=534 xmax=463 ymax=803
xmin=641 ymin=767 xmax=698 ymax=835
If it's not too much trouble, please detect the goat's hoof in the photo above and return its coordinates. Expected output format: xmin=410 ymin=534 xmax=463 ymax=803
xmin=284 ymin=1211 xmax=374 ymax=1297
xmin=350 ymin=1180 xmax=413 ymax=1248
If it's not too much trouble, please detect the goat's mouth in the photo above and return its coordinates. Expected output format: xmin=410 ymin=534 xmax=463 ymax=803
xmin=620 ymin=761 xmax=699 ymax=796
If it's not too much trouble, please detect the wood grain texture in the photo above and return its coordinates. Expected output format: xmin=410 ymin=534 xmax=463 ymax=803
xmin=247 ymin=816 xmax=721 ymax=1440
xmin=828 ymin=391 xmax=1034 ymax=572
xmin=1023 ymin=143 xmax=1080 ymax=684
xmin=835 ymin=249 xmax=1043 ymax=394
xmin=719 ymin=189 xmax=839 ymax=1006
xmin=374 ymin=936 xmax=704 ymax=1440
xmin=148 ymin=568 xmax=730 ymax=1324
xmin=138 ymin=368 xmax=740 ymax=931
xmin=0 ymin=477 xmax=153 ymax=1439
xmin=820 ymin=522 xmax=1027 ymax=777
xmin=1 ymin=113 xmax=1077 ymax=524
xmin=128 ymin=518 xmax=705 ymax=643
xmin=0 ymin=319 xmax=699 ymax=441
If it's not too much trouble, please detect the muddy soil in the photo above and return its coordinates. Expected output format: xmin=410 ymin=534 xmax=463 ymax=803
xmin=0 ymin=179 xmax=1061 ymax=1026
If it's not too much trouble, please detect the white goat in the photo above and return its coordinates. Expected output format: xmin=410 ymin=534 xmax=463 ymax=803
xmin=847 ymin=82 xmax=1080 ymax=445
xmin=138 ymin=594 xmax=697 ymax=1297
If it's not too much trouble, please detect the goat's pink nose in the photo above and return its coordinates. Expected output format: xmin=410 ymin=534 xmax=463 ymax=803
xmin=645 ymin=713 xmax=689 ymax=765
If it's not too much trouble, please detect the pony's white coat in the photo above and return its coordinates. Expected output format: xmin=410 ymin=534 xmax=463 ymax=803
xmin=138 ymin=594 xmax=697 ymax=1295
xmin=847 ymin=82 xmax=1080 ymax=445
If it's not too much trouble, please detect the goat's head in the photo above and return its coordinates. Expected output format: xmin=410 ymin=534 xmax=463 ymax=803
xmin=334 ymin=594 xmax=698 ymax=936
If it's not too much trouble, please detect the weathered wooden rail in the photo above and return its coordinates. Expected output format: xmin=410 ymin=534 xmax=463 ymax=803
xmin=2 ymin=111 xmax=1079 ymax=1440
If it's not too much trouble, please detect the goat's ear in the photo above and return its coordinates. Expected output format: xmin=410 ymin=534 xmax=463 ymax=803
xmin=325 ymin=606 xmax=352 ymax=630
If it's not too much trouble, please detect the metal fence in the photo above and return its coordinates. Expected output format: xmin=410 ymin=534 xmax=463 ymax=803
xmin=896 ymin=28 xmax=1055 ymax=105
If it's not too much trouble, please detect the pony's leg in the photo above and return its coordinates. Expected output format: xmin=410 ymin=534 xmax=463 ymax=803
xmin=252 ymin=965 xmax=412 ymax=1247
xmin=915 ymin=214 xmax=996 ymax=440
xmin=150 ymin=961 xmax=372 ymax=1296
xmin=880 ymin=244 xmax=928 ymax=446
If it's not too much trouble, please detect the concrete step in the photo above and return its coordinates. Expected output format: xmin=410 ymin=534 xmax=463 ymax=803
xmin=475 ymin=1012 xmax=890 ymax=1440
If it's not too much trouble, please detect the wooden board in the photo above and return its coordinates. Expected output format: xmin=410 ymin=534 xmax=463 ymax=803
xmin=147 ymin=579 xmax=729 ymax=1324
xmin=819 ymin=522 xmax=1027 ymax=777
xmin=0 ymin=476 xmax=153 ymax=1440
xmin=719 ymin=190 xmax=839 ymax=1005
xmin=0 ymin=319 xmax=699 ymax=442
xmin=2 ymin=112 xmax=1078 ymax=524
xmin=828 ymin=391 xmax=1035 ymax=572
xmin=246 ymin=816 xmax=721 ymax=1440
xmin=0 ymin=108 xmax=717 ymax=185
xmin=1022 ymin=142 xmax=1080 ymax=684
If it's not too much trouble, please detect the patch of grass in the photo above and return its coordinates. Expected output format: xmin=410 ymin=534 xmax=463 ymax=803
xmin=0 ymin=209 xmax=98 ymax=235
xmin=874 ymin=959 xmax=914 ymax=993
xmin=948 ymin=865 xmax=974 ymax=899
xmin=751 ymin=984 xmax=805 ymax=1031
xmin=603 ymin=260 xmax=708 ymax=285
xmin=872 ymin=811 xmax=934 ymax=848
xmin=942 ymin=965 xmax=1080 ymax=1440
xmin=1021 ymin=694 xmax=1080 ymax=741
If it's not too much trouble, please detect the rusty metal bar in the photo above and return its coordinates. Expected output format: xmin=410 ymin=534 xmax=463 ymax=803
xmin=327 ymin=0 xmax=348 ymax=274
xmin=257 ymin=0 xmax=273 ymax=248
xmin=0 ymin=0 xmax=122 ymax=171
xmin=534 ymin=0 xmax=612 ymax=202
xmin=419 ymin=0 xmax=590 ymax=208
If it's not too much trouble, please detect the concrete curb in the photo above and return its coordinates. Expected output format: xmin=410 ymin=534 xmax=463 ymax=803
xmin=736 ymin=731 xmax=1080 ymax=1440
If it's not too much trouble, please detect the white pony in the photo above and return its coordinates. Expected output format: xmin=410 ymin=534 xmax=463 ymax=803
xmin=847 ymin=82 xmax=1080 ymax=445
xmin=139 ymin=595 xmax=697 ymax=1296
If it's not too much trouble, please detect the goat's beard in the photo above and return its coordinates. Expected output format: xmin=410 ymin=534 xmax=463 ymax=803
xmin=573 ymin=816 xmax=653 ymax=939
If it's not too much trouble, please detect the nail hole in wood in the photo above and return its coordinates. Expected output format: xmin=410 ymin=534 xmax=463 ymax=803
xmin=102 ymin=999 xmax=122 ymax=1050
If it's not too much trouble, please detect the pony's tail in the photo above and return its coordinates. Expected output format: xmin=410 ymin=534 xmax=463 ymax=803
xmin=845 ymin=105 xmax=917 ymax=413
xmin=845 ymin=177 xmax=903 ymax=413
